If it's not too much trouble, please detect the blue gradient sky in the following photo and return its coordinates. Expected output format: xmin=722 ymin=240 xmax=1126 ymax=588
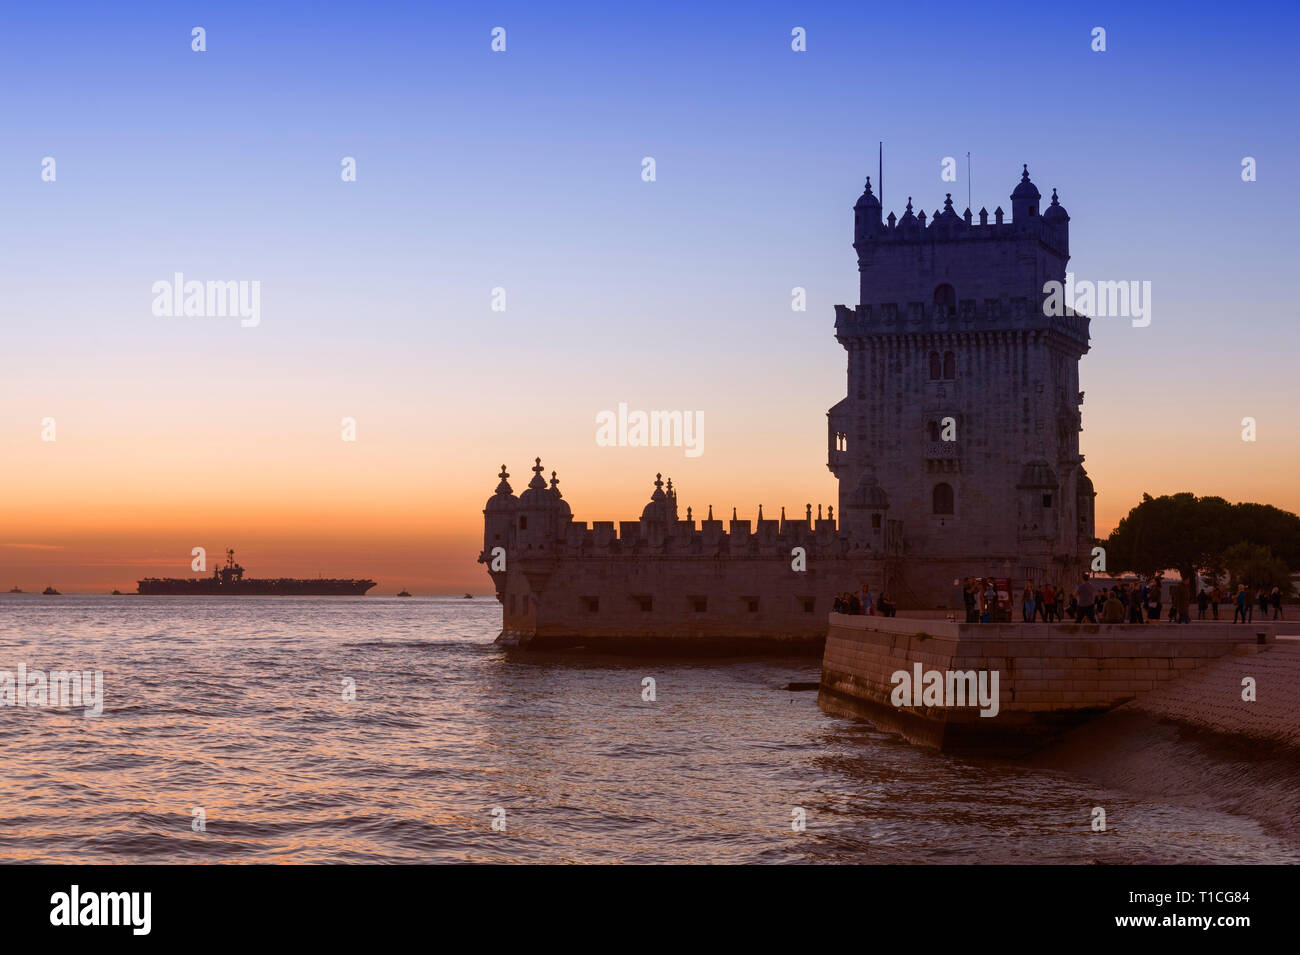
xmin=2 ymin=1 xmax=1298 ymax=590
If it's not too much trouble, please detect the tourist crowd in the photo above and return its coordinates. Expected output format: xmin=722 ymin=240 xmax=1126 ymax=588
xmin=832 ymin=586 xmax=896 ymax=617
xmin=831 ymin=576 xmax=1286 ymax=624
xmin=1011 ymin=576 xmax=1286 ymax=625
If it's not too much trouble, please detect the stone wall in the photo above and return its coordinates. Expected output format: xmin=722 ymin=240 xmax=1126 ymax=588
xmin=496 ymin=554 xmax=886 ymax=655
xmin=818 ymin=614 xmax=1280 ymax=755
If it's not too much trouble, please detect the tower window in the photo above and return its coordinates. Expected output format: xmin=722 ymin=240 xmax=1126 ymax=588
xmin=943 ymin=351 xmax=956 ymax=379
xmin=582 ymin=596 xmax=599 ymax=613
xmin=744 ymin=597 xmax=759 ymax=613
xmin=933 ymin=283 xmax=956 ymax=314
xmin=801 ymin=598 xmax=816 ymax=614
xmin=871 ymin=514 xmax=882 ymax=530
xmin=1042 ymin=493 xmax=1053 ymax=508
xmin=929 ymin=351 xmax=941 ymax=380
xmin=933 ymin=483 xmax=954 ymax=515
xmin=634 ymin=595 xmax=653 ymax=612
xmin=519 ymin=516 xmax=528 ymax=530
xmin=690 ymin=596 xmax=707 ymax=613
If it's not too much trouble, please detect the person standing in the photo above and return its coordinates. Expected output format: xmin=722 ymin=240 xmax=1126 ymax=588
xmin=1271 ymin=586 xmax=1284 ymax=620
xmin=1128 ymin=583 xmax=1144 ymax=624
xmin=1171 ymin=579 xmax=1189 ymax=624
xmin=1101 ymin=589 xmax=1126 ymax=623
xmin=1233 ymin=584 xmax=1248 ymax=624
xmin=1076 ymin=575 xmax=1097 ymax=623
xmin=1021 ymin=584 xmax=1036 ymax=623
xmin=1042 ymin=583 xmax=1056 ymax=622
xmin=1210 ymin=585 xmax=1221 ymax=620
xmin=1196 ymin=588 xmax=1209 ymax=620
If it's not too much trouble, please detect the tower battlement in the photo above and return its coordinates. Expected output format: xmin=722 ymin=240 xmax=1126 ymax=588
xmin=853 ymin=165 xmax=1071 ymax=311
xmin=481 ymin=463 xmax=901 ymax=564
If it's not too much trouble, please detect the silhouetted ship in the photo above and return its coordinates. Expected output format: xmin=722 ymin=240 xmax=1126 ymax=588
xmin=137 ymin=549 xmax=376 ymax=596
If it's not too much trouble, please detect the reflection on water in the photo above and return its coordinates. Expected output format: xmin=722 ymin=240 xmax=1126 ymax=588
xmin=0 ymin=595 xmax=1295 ymax=863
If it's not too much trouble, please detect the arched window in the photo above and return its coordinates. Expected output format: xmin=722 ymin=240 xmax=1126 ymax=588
xmin=933 ymin=283 xmax=956 ymax=313
xmin=928 ymin=351 xmax=941 ymax=380
xmin=927 ymin=420 xmax=940 ymax=442
xmin=943 ymin=351 xmax=956 ymax=379
xmin=932 ymin=483 xmax=954 ymax=515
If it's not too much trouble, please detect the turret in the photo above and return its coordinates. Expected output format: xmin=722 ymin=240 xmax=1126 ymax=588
xmin=516 ymin=457 xmax=562 ymax=552
xmin=1043 ymin=187 xmax=1070 ymax=254
xmin=1010 ymin=163 xmax=1041 ymax=225
xmin=483 ymin=464 xmax=518 ymax=558
xmin=853 ymin=177 xmax=882 ymax=245
xmin=640 ymin=473 xmax=678 ymax=523
xmin=1015 ymin=460 xmax=1059 ymax=541
xmin=841 ymin=465 xmax=889 ymax=545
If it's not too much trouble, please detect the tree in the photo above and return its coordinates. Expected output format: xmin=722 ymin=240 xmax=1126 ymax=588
xmin=1103 ymin=493 xmax=1300 ymax=617
xmin=1222 ymin=542 xmax=1293 ymax=594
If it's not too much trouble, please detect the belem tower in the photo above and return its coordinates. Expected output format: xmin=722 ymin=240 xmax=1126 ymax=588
xmin=480 ymin=164 xmax=1096 ymax=653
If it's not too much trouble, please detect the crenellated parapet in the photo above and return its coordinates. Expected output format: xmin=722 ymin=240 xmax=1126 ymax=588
xmin=480 ymin=464 xmax=869 ymax=565
xmin=853 ymin=166 xmax=1070 ymax=258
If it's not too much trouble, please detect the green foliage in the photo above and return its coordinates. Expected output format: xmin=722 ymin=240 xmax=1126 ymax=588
xmin=1223 ymin=542 xmax=1293 ymax=593
xmin=1103 ymin=493 xmax=1300 ymax=584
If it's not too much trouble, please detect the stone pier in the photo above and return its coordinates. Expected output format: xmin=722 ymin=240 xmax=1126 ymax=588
xmin=818 ymin=614 xmax=1281 ymax=756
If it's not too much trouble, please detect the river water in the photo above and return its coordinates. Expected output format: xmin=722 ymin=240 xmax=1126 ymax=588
xmin=0 ymin=595 xmax=1295 ymax=863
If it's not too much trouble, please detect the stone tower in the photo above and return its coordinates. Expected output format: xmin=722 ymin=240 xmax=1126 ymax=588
xmin=827 ymin=166 xmax=1095 ymax=607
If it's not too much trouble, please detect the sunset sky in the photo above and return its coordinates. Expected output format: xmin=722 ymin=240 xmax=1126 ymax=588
xmin=3 ymin=1 xmax=1298 ymax=592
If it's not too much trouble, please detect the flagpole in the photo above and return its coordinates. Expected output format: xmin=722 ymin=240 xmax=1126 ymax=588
xmin=878 ymin=141 xmax=883 ymax=207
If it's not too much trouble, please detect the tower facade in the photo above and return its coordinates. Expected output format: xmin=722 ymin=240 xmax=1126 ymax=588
xmin=827 ymin=166 xmax=1095 ymax=606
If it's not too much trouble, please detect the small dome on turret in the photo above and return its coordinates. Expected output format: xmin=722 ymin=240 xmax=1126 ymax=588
xmin=846 ymin=468 xmax=890 ymax=509
xmin=640 ymin=473 xmax=673 ymax=522
xmin=518 ymin=457 xmax=554 ymax=507
xmin=1011 ymin=164 xmax=1040 ymax=201
xmin=548 ymin=470 xmax=571 ymax=520
xmin=854 ymin=176 xmax=881 ymax=210
xmin=485 ymin=464 xmax=518 ymax=512
xmin=1044 ymin=187 xmax=1069 ymax=224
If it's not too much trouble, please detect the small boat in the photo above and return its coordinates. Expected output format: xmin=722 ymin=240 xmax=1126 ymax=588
xmin=396 ymin=590 xmax=412 ymax=597
xmin=110 ymin=589 xmax=122 ymax=595
xmin=42 ymin=587 xmax=61 ymax=596
xmin=7 ymin=586 xmax=22 ymax=593
xmin=463 ymin=593 xmax=473 ymax=599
